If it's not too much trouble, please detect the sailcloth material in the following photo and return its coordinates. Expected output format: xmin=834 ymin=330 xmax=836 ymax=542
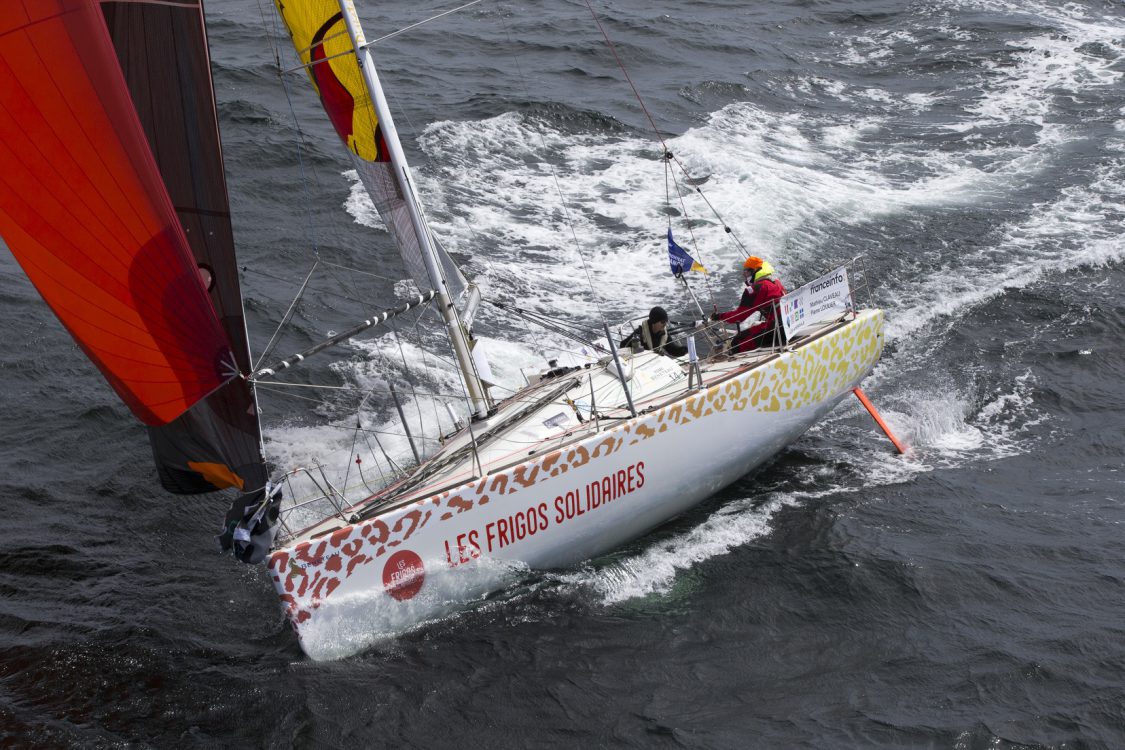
xmin=0 ymin=0 xmax=235 ymax=426
xmin=271 ymin=1 xmax=470 ymax=305
xmin=0 ymin=0 xmax=269 ymax=499
xmin=101 ymin=0 xmax=268 ymax=494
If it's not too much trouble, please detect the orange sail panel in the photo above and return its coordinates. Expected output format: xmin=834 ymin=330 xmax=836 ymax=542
xmin=0 ymin=1 xmax=235 ymax=426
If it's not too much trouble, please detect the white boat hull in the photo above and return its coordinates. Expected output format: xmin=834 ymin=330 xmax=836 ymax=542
xmin=269 ymin=309 xmax=885 ymax=659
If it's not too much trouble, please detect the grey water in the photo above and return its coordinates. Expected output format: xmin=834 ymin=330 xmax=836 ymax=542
xmin=2 ymin=0 xmax=1124 ymax=746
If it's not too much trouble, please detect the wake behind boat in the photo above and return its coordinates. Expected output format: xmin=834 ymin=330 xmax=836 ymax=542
xmin=0 ymin=0 xmax=889 ymax=660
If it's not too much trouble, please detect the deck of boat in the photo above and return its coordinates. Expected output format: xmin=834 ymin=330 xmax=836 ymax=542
xmin=275 ymin=314 xmax=853 ymax=546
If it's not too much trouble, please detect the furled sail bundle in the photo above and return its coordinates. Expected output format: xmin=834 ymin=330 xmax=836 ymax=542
xmin=271 ymin=0 xmax=473 ymax=314
xmin=0 ymin=1 xmax=268 ymax=510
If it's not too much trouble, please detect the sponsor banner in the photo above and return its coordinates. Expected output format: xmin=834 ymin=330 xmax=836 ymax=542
xmin=780 ymin=265 xmax=852 ymax=339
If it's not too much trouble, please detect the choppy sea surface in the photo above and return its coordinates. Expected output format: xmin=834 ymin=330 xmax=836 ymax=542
xmin=2 ymin=0 xmax=1124 ymax=746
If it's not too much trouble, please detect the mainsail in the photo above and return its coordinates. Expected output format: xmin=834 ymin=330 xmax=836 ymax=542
xmin=0 ymin=1 xmax=268 ymax=499
xmin=272 ymin=0 xmax=490 ymax=417
xmin=271 ymin=0 xmax=471 ymax=310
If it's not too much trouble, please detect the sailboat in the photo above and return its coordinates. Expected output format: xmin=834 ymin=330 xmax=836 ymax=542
xmin=0 ymin=0 xmax=886 ymax=660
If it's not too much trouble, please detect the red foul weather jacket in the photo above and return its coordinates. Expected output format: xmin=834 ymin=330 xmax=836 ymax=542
xmin=718 ymin=275 xmax=787 ymax=350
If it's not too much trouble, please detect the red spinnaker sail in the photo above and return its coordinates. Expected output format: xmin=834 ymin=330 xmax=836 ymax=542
xmin=0 ymin=0 xmax=234 ymax=426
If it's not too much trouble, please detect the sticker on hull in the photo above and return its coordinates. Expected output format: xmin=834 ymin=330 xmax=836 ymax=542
xmin=382 ymin=550 xmax=425 ymax=601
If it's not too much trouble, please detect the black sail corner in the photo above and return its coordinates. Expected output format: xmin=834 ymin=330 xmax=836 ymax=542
xmin=101 ymin=0 xmax=271 ymax=552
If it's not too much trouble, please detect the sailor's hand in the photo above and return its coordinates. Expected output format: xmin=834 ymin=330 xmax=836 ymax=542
xmin=709 ymin=311 xmax=720 ymax=322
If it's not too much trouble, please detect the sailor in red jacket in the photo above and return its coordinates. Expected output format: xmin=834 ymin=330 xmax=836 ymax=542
xmin=713 ymin=256 xmax=787 ymax=353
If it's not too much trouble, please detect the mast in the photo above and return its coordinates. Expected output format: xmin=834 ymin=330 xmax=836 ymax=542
xmin=335 ymin=0 xmax=490 ymax=419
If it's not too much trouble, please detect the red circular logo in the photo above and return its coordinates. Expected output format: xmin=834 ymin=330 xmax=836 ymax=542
xmin=382 ymin=550 xmax=425 ymax=601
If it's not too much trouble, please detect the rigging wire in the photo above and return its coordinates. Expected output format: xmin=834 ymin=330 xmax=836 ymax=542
xmin=485 ymin=299 xmax=605 ymax=353
xmin=581 ymin=0 xmax=751 ymax=267
xmin=254 ymin=382 xmax=605 ymax=449
xmin=663 ymin=157 xmax=718 ymax=311
xmin=258 ymin=379 xmax=529 ymax=406
xmin=364 ymin=429 xmax=402 ymax=478
xmin=253 ymin=0 xmax=325 ymax=272
xmin=254 ymin=386 xmax=439 ymax=443
xmin=408 ymin=303 xmax=451 ymax=444
xmin=254 ymin=258 xmax=319 ymax=370
xmin=344 ymin=387 xmax=381 ymax=495
xmin=399 ymin=307 xmax=433 ymax=447
xmin=494 ymin=0 xmax=609 ymax=330
xmin=363 ymin=0 xmax=485 ymax=47
xmin=319 ymin=258 xmax=411 ymax=284
xmin=581 ymin=0 xmax=667 ymax=157
xmin=242 ymin=265 xmax=406 ymax=312
xmin=320 ymin=256 xmax=371 ymax=317
xmin=283 ymin=0 xmax=487 ymax=77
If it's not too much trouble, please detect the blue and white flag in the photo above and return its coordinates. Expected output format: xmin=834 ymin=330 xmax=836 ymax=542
xmin=668 ymin=230 xmax=706 ymax=276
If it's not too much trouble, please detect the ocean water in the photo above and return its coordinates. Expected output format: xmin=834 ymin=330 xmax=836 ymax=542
xmin=2 ymin=0 xmax=1124 ymax=746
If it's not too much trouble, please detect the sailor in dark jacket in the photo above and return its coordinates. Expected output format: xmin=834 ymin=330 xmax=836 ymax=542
xmin=620 ymin=306 xmax=688 ymax=358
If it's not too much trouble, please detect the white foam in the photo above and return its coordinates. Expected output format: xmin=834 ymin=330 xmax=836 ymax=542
xmin=341 ymin=7 xmax=1123 ymax=336
xmin=975 ymin=370 xmax=1049 ymax=451
xmin=955 ymin=0 xmax=1125 ymax=129
xmin=343 ymin=169 xmax=386 ymax=231
xmin=406 ymin=102 xmax=1024 ymax=325
xmin=264 ymin=331 xmax=478 ymax=515
xmin=264 ymin=324 xmax=573 ymax=528
xmin=885 ymin=164 xmax=1125 ymax=344
xmin=836 ymin=30 xmax=919 ymax=67
xmin=894 ymin=394 xmax=985 ymax=455
xmin=904 ymin=92 xmax=940 ymax=111
xmin=559 ymin=493 xmax=792 ymax=603
xmin=297 ymin=555 xmax=528 ymax=661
